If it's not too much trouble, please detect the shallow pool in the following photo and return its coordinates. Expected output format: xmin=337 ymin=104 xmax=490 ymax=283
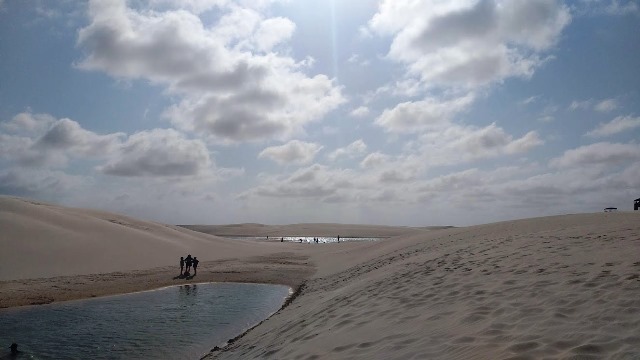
xmin=222 ymin=236 xmax=386 ymax=243
xmin=0 ymin=283 xmax=291 ymax=360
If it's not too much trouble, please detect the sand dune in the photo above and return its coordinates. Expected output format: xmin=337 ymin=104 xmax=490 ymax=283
xmin=207 ymin=213 xmax=640 ymax=360
xmin=0 ymin=196 xmax=290 ymax=281
xmin=1 ymin=196 xmax=639 ymax=359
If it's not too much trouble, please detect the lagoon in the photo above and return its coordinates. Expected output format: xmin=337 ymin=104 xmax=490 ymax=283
xmin=0 ymin=283 xmax=290 ymax=360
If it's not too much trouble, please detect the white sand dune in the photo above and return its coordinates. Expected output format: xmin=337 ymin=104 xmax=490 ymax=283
xmin=0 ymin=196 xmax=287 ymax=281
xmin=209 ymin=213 xmax=640 ymax=360
xmin=1 ymin=196 xmax=639 ymax=359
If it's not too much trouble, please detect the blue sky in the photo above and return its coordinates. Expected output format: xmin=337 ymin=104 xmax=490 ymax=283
xmin=1 ymin=0 xmax=639 ymax=226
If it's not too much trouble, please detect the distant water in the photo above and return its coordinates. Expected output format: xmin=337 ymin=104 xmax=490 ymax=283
xmin=222 ymin=236 xmax=385 ymax=243
xmin=0 ymin=283 xmax=290 ymax=360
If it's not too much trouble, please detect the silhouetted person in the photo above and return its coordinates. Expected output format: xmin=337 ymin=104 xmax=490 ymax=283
xmin=9 ymin=343 xmax=20 ymax=356
xmin=281 ymin=237 xmax=284 ymax=242
xmin=180 ymin=256 xmax=185 ymax=275
xmin=337 ymin=235 xmax=340 ymax=243
xmin=185 ymin=254 xmax=193 ymax=273
xmin=192 ymin=257 xmax=199 ymax=275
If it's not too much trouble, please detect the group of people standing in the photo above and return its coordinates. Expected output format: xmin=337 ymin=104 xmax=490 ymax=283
xmin=179 ymin=254 xmax=199 ymax=276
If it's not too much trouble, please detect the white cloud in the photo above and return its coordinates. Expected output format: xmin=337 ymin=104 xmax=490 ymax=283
xmin=246 ymin=164 xmax=352 ymax=199
xmin=347 ymin=54 xmax=370 ymax=66
xmin=369 ymin=0 xmax=571 ymax=89
xmin=360 ymin=152 xmax=391 ymax=169
xmin=349 ymin=106 xmax=370 ymax=118
xmin=550 ymin=142 xmax=640 ymax=168
xmin=35 ymin=118 xmax=124 ymax=157
xmin=586 ymin=115 xmax=640 ymax=138
xmin=448 ymin=123 xmax=543 ymax=158
xmin=568 ymin=99 xmax=592 ymax=111
xmin=414 ymin=123 xmax=543 ymax=168
xmin=0 ymin=113 xmax=124 ymax=168
xmin=376 ymin=93 xmax=474 ymax=133
xmin=327 ymin=140 xmax=367 ymax=161
xmin=569 ymin=98 xmax=619 ymax=112
xmin=76 ymin=0 xmax=345 ymax=143
xmin=258 ymin=140 xmax=323 ymax=165
xmin=520 ymin=95 xmax=540 ymax=106
xmin=594 ymin=98 xmax=618 ymax=112
xmin=1 ymin=112 xmax=56 ymax=134
xmin=99 ymin=129 xmax=212 ymax=177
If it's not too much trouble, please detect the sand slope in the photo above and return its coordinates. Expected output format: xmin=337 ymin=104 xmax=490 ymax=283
xmin=0 ymin=196 xmax=288 ymax=281
xmin=208 ymin=213 xmax=640 ymax=360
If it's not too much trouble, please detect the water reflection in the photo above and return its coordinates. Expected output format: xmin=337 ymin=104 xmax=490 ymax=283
xmin=0 ymin=283 xmax=290 ymax=360
xmin=179 ymin=284 xmax=198 ymax=297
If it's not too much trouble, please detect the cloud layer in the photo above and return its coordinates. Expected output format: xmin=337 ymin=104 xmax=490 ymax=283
xmin=77 ymin=0 xmax=345 ymax=143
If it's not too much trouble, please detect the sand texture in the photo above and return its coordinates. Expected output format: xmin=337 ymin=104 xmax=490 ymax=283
xmin=1 ymin=196 xmax=639 ymax=359
xmin=206 ymin=214 xmax=640 ymax=360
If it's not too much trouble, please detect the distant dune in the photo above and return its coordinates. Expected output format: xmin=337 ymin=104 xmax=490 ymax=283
xmin=0 ymin=196 xmax=286 ymax=281
xmin=1 ymin=196 xmax=639 ymax=359
xmin=179 ymin=223 xmax=445 ymax=238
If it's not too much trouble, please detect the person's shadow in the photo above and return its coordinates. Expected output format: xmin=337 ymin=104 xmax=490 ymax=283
xmin=173 ymin=272 xmax=195 ymax=280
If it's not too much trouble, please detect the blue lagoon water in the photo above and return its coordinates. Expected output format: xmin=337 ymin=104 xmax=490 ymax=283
xmin=0 ymin=283 xmax=290 ymax=360
xmin=222 ymin=236 xmax=385 ymax=243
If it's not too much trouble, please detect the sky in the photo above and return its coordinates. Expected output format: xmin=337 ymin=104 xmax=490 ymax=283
xmin=0 ymin=0 xmax=639 ymax=226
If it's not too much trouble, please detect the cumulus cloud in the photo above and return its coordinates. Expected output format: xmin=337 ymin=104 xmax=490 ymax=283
xmin=99 ymin=129 xmax=212 ymax=177
xmin=586 ymin=115 xmax=640 ymax=138
xmin=376 ymin=94 xmax=474 ymax=133
xmin=369 ymin=0 xmax=571 ymax=89
xmin=258 ymin=140 xmax=323 ymax=165
xmin=247 ymin=164 xmax=349 ymax=199
xmin=1 ymin=112 xmax=56 ymax=134
xmin=76 ymin=0 xmax=345 ymax=143
xmin=0 ymin=113 xmax=124 ymax=168
xmin=35 ymin=118 xmax=124 ymax=157
xmin=550 ymin=142 xmax=640 ymax=168
xmin=416 ymin=123 xmax=543 ymax=166
xmin=327 ymin=140 xmax=367 ymax=161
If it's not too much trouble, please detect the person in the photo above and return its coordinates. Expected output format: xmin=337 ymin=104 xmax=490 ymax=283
xmin=9 ymin=343 xmax=20 ymax=355
xmin=281 ymin=237 xmax=284 ymax=242
xmin=179 ymin=256 xmax=185 ymax=275
xmin=185 ymin=254 xmax=193 ymax=273
xmin=192 ymin=257 xmax=199 ymax=275
xmin=337 ymin=235 xmax=340 ymax=243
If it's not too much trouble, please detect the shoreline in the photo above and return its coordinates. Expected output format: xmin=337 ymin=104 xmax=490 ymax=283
xmin=0 ymin=253 xmax=314 ymax=309
xmin=199 ymin=282 xmax=307 ymax=359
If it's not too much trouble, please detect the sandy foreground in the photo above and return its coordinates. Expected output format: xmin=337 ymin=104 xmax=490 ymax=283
xmin=1 ymin=196 xmax=639 ymax=359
